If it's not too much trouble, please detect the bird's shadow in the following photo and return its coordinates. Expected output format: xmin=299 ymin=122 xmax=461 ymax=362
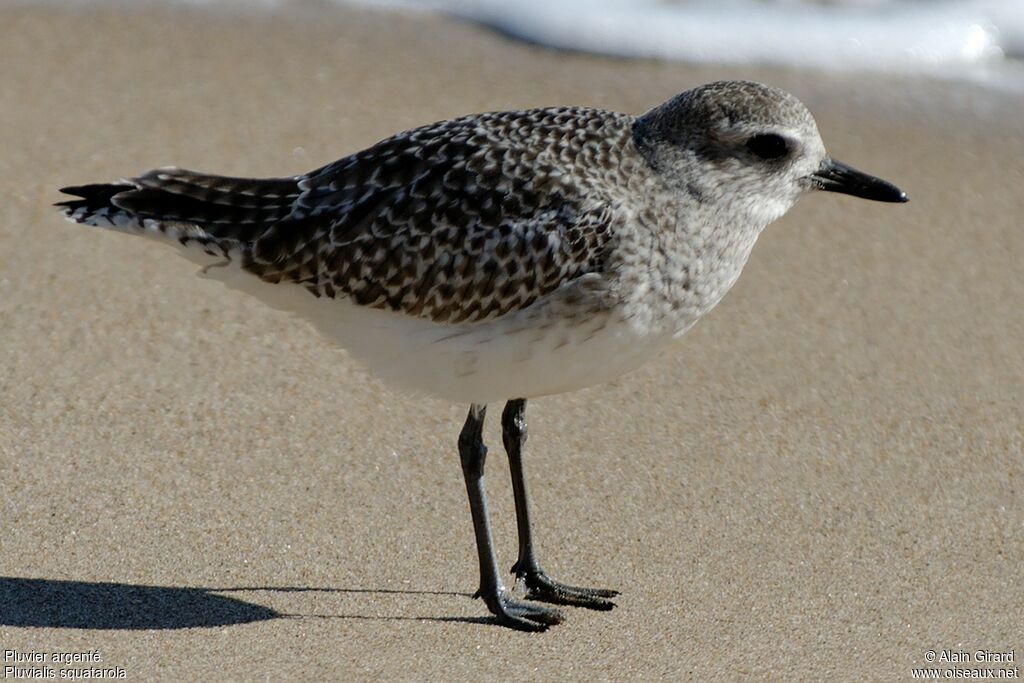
xmin=0 ymin=577 xmax=482 ymax=630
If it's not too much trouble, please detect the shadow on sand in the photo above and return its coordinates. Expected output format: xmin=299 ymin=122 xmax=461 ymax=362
xmin=0 ymin=577 xmax=481 ymax=629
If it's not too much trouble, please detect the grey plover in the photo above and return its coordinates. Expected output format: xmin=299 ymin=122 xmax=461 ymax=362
xmin=58 ymin=80 xmax=907 ymax=631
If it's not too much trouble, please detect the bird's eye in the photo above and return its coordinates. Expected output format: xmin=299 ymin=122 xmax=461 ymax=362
xmin=746 ymin=133 xmax=789 ymax=160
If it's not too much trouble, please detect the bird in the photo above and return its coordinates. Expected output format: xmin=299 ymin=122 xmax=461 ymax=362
xmin=57 ymin=80 xmax=907 ymax=631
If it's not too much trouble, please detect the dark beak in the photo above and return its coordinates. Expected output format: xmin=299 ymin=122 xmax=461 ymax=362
xmin=809 ymin=158 xmax=908 ymax=203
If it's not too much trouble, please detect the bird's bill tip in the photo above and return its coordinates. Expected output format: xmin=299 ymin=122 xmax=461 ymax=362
xmin=809 ymin=158 xmax=908 ymax=203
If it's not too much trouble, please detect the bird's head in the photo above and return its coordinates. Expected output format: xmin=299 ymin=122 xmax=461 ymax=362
xmin=633 ymin=80 xmax=907 ymax=225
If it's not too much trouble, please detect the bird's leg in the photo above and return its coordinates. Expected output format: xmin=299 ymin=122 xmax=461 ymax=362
xmin=502 ymin=399 xmax=619 ymax=610
xmin=458 ymin=403 xmax=564 ymax=631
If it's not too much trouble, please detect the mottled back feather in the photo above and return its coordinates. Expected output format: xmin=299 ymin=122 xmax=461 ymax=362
xmin=61 ymin=107 xmax=631 ymax=324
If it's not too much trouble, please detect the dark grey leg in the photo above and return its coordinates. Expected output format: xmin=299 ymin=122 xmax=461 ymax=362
xmin=502 ymin=399 xmax=619 ymax=610
xmin=458 ymin=403 xmax=563 ymax=631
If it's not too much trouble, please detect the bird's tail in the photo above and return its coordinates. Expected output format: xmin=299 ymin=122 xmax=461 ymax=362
xmin=56 ymin=168 xmax=303 ymax=256
xmin=57 ymin=182 xmax=142 ymax=232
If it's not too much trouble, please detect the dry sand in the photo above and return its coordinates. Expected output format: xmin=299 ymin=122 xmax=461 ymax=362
xmin=1 ymin=5 xmax=1022 ymax=681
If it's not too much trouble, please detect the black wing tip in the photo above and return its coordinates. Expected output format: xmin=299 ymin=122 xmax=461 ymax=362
xmin=55 ymin=182 xmax=133 ymax=209
xmin=55 ymin=185 xmax=91 ymax=208
xmin=58 ymin=182 xmax=127 ymax=197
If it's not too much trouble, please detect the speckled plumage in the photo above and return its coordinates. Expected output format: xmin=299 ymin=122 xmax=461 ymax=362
xmin=57 ymin=80 xmax=907 ymax=632
xmin=63 ymin=107 xmax=633 ymax=325
xmin=57 ymin=81 xmax=840 ymax=402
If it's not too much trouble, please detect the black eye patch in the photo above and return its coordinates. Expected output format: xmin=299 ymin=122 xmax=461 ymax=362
xmin=746 ymin=133 xmax=789 ymax=160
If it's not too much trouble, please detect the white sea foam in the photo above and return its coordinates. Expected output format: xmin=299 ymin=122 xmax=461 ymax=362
xmin=19 ymin=0 xmax=1024 ymax=90
xmin=342 ymin=0 xmax=1024 ymax=90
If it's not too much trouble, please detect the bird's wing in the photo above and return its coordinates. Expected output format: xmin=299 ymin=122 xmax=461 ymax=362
xmin=59 ymin=108 xmax=626 ymax=324
xmin=241 ymin=108 xmax=622 ymax=324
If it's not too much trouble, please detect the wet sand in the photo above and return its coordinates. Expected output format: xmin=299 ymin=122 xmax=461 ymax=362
xmin=1 ymin=5 xmax=1021 ymax=680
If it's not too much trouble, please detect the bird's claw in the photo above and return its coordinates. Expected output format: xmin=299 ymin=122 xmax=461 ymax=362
xmin=480 ymin=589 xmax=565 ymax=631
xmin=513 ymin=565 xmax=619 ymax=610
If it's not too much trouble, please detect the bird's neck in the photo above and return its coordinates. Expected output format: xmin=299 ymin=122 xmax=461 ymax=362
xmin=611 ymin=189 xmax=767 ymax=338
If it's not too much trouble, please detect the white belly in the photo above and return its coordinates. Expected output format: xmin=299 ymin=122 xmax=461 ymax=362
xmin=203 ymin=264 xmax=680 ymax=404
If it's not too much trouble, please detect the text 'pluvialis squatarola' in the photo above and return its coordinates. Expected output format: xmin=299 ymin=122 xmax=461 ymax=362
xmin=58 ymin=80 xmax=907 ymax=631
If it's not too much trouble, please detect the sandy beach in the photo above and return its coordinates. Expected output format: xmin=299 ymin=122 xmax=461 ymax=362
xmin=1 ymin=4 xmax=1022 ymax=680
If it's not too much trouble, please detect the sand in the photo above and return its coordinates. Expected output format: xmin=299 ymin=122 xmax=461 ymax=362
xmin=1 ymin=4 xmax=1021 ymax=681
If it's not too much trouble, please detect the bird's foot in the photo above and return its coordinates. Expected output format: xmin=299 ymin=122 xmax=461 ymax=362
xmin=512 ymin=564 xmax=619 ymax=610
xmin=475 ymin=587 xmax=565 ymax=631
